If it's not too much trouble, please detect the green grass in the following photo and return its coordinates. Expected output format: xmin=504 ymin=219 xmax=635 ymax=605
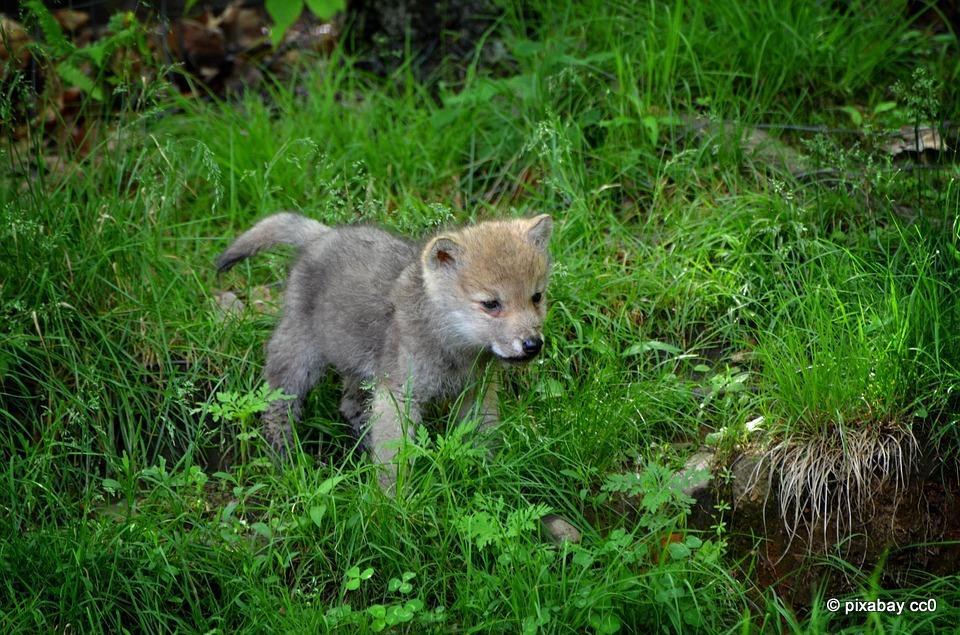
xmin=2 ymin=0 xmax=960 ymax=632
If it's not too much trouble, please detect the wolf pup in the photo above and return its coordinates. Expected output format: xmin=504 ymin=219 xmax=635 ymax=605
xmin=217 ymin=212 xmax=553 ymax=490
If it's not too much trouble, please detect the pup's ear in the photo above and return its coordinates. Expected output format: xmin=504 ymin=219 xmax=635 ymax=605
xmin=525 ymin=214 xmax=553 ymax=250
xmin=423 ymin=235 xmax=463 ymax=270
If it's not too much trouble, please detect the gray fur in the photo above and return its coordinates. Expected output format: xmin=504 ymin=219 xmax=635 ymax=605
xmin=216 ymin=212 xmax=329 ymax=274
xmin=217 ymin=212 xmax=552 ymax=492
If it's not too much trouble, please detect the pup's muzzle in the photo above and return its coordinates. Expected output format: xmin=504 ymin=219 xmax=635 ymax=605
xmin=495 ymin=336 xmax=543 ymax=363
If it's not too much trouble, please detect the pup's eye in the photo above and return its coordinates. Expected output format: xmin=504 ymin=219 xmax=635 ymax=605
xmin=531 ymin=292 xmax=543 ymax=304
xmin=481 ymin=299 xmax=501 ymax=312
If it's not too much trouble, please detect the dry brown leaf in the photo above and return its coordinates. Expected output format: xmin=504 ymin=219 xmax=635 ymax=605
xmin=884 ymin=125 xmax=945 ymax=156
xmin=0 ymin=16 xmax=31 ymax=68
xmin=54 ymin=9 xmax=90 ymax=32
xmin=249 ymin=285 xmax=278 ymax=315
xmin=168 ymin=18 xmax=227 ymax=67
xmin=221 ymin=3 xmax=269 ymax=51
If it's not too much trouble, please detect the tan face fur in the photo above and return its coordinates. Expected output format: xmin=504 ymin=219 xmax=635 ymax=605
xmin=421 ymin=215 xmax=553 ymax=361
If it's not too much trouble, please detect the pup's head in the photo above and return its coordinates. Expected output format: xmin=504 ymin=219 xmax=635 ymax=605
xmin=421 ymin=215 xmax=553 ymax=363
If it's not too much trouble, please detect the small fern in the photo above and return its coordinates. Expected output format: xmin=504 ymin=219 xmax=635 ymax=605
xmin=56 ymin=62 xmax=103 ymax=101
xmin=21 ymin=4 xmax=148 ymax=102
xmin=23 ymin=0 xmax=72 ymax=56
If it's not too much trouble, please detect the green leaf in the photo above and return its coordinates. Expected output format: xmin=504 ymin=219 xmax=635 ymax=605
xmin=304 ymin=0 xmax=345 ymax=20
xmin=102 ymin=478 xmax=121 ymax=493
xmin=641 ymin=115 xmax=659 ymax=145
xmin=309 ymin=504 xmax=327 ymax=527
xmin=537 ymin=378 xmax=564 ymax=398
xmin=250 ymin=522 xmax=272 ymax=539
xmin=839 ymin=105 xmax=863 ymax=127
xmin=684 ymin=535 xmax=703 ymax=549
xmin=317 ymin=475 xmax=345 ymax=496
xmin=388 ymin=605 xmax=414 ymax=623
xmin=265 ymin=0 xmax=304 ymax=47
xmin=667 ymin=541 xmax=691 ymax=560
xmin=623 ymin=340 xmax=682 ymax=357
xmin=78 ymin=41 xmax=109 ymax=67
xmin=24 ymin=0 xmax=72 ymax=55
xmin=681 ymin=604 xmax=704 ymax=627
xmin=56 ymin=62 xmax=103 ymax=101
xmin=325 ymin=604 xmax=353 ymax=624
xmin=589 ymin=613 xmax=622 ymax=634
xmin=572 ymin=550 xmax=594 ymax=568
xmin=221 ymin=501 xmax=238 ymax=521
xmin=345 ymin=577 xmax=360 ymax=591
xmin=873 ymin=101 xmax=897 ymax=115
xmin=654 ymin=586 xmax=686 ymax=603
xmin=598 ymin=116 xmax=636 ymax=129
xmin=360 ymin=567 xmax=374 ymax=580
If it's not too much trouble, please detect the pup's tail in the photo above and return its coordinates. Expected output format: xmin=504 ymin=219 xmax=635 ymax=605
xmin=216 ymin=212 xmax=329 ymax=273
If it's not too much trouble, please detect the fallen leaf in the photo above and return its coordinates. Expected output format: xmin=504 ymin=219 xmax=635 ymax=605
xmin=0 ymin=16 xmax=31 ymax=70
xmin=54 ymin=9 xmax=90 ymax=32
xmin=221 ymin=3 xmax=269 ymax=51
xmin=884 ymin=125 xmax=945 ymax=155
xmin=249 ymin=285 xmax=278 ymax=314
xmin=168 ymin=18 xmax=227 ymax=68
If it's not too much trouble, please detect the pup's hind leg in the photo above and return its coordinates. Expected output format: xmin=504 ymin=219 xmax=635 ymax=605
xmin=262 ymin=320 xmax=324 ymax=456
xmin=339 ymin=374 xmax=370 ymax=441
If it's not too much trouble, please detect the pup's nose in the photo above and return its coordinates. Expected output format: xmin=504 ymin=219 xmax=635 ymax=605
xmin=522 ymin=337 xmax=543 ymax=356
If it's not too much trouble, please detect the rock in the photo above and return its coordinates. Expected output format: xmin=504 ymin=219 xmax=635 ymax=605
xmin=674 ymin=449 xmax=718 ymax=530
xmin=541 ymin=514 xmax=581 ymax=545
xmin=678 ymin=449 xmax=714 ymax=498
xmin=214 ymin=290 xmax=244 ymax=320
xmin=682 ymin=116 xmax=809 ymax=176
xmin=731 ymin=451 xmax=767 ymax=505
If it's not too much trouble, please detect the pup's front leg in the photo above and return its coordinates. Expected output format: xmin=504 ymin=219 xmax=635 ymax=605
xmin=476 ymin=376 xmax=501 ymax=434
xmin=459 ymin=374 xmax=501 ymax=456
xmin=367 ymin=383 xmax=420 ymax=493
